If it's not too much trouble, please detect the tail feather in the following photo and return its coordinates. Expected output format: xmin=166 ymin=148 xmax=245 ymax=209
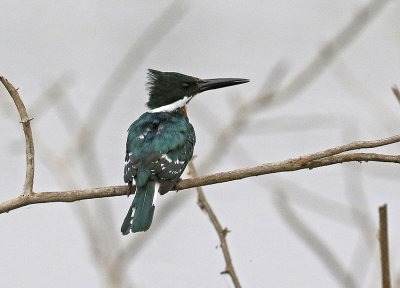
xmin=121 ymin=181 xmax=156 ymax=235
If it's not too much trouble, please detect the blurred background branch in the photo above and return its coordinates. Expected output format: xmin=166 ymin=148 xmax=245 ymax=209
xmin=274 ymin=189 xmax=358 ymax=288
xmin=1 ymin=0 xmax=399 ymax=287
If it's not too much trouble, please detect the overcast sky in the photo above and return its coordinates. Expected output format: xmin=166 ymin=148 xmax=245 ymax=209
xmin=1 ymin=1 xmax=400 ymax=287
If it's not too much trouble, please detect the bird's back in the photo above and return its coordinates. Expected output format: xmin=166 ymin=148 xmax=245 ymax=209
xmin=124 ymin=109 xmax=195 ymax=189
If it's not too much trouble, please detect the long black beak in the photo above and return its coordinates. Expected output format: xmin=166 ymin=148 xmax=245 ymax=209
xmin=197 ymin=78 xmax=249 ymax=93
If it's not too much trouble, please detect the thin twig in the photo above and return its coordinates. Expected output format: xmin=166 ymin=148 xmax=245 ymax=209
xmin=189 ymin=162 xmax=241 ymax=288
xmin=0 ymin=76 xmax=35 ymax=196
xmin=333 ymin=63 xmax=399 ymax=132
xmin=29 ymin=73 xmax=74 ymax=120
xmin=379 ymin=204 xmax=391 ymax=288
xmin=266 ymin=0 xmax=392 ymax=107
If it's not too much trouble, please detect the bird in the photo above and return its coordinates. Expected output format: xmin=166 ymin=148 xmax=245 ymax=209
xmin=121 ymin=69 xmax=249 ymax=235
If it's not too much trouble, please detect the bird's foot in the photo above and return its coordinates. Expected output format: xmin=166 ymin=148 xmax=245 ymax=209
xmin=127 ymin=182 xmax=135 ymax=197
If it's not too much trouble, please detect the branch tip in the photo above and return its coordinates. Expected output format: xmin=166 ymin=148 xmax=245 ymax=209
xmin=222 ymin=227 xmax=230 ymax=237
xmin=392 ymin=85 xmax=400 ymax=104
xmin=19 ymin=117 xmax=34 ymax=124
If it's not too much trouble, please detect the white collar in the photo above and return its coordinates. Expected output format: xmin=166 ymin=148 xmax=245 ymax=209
xmin=149 ymin=96 xmax=192 ymax=113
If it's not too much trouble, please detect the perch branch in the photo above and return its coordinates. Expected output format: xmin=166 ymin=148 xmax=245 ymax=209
xmin=189 ymin=162 xmax=241 ymax=288
xmin=1 ymin=132 xmax=400 ymax=213
xmin=0 ymin=76 xmax=34 ymax=196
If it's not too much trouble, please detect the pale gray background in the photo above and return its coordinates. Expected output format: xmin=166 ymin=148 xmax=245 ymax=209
xmin=1 ymin=1 xmax=400 ymax=287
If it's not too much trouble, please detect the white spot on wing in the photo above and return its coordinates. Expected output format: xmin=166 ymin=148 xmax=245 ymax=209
xmin=153 ymin=182 xmax=160 ymax=205
xmin=161 ymin=154 xmax=172 ymax=162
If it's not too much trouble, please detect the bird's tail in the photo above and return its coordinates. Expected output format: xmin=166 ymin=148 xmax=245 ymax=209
xmin=121 ymin=181 xmax=156 ymax=234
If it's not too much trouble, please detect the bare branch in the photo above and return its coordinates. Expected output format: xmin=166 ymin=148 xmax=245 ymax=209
xmin=333 ymin=63 xmax=399 ymax=132
xmin=379 ymin=204 xmax=391 ymax=288
xmin=0 ymin=185 xmax=125 ymax=213
xmin=29 ymin=73 xmax=74 ymax=120
xmin=268 ymin=0 xmax=392 ymax=106
xmin=1 ymin=133 xmax=400 ymax=213
xmin=0 ymin=76 xmax=35 ymax=196
xmin=189 ymin=162 xmax=241 ymax=288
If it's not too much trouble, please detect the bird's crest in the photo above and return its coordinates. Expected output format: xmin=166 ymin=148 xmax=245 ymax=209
xmin=146 ymin=69 xmax=162 ymax=94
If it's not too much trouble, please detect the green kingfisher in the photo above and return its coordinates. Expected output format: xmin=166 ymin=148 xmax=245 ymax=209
xmin=121 ymin=69 xmax=249 ymax=235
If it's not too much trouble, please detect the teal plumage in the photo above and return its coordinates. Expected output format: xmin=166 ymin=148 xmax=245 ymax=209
xmin=121 ymin=69 xmax=248 ymax=235
xmin=122 ymin=109 xmax=195 ymax=234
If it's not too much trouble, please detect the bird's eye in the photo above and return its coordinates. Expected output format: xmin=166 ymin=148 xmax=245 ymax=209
xmin=182 ymin=82 xmax=190 ymax=89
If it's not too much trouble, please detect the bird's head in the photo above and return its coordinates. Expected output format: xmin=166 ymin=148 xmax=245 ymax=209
xmin=146 ymin=69 xmax=249 ymax=112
